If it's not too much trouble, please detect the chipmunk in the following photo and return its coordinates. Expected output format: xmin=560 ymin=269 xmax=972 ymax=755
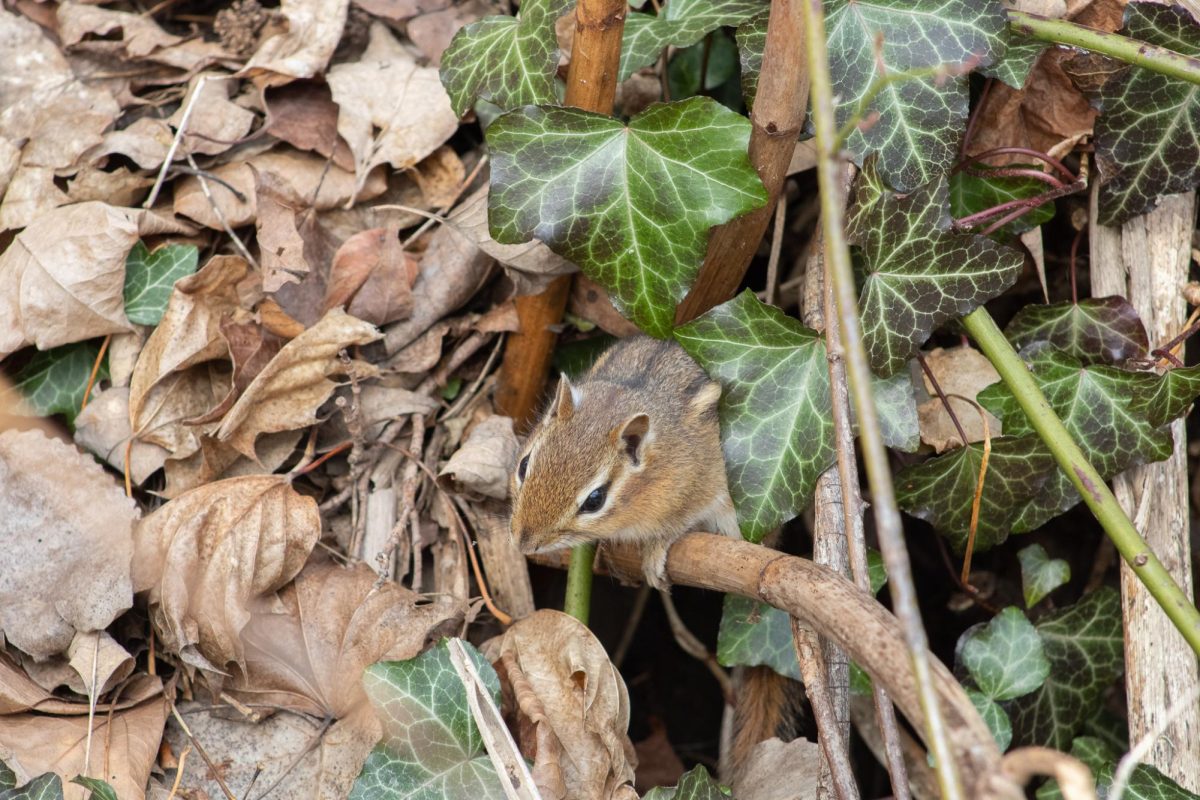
xmin=509 ymin=335 xmax=741 ymax=589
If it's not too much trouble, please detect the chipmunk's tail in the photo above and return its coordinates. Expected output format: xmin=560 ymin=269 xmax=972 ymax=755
xmin=722 ymin=665 xmax=801 ymax=781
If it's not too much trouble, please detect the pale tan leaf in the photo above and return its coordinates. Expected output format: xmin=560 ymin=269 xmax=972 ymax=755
xmin=407 ymin=0 xmax=489 ymax=65
xmin=58 ymin=2 xmax=183 ymax=59
xmin=132 ymin=474 xmax=319 ymax=671
xmin=353 ymin=0 xmax=449 ymax=23
xmin=327 ymin=23 xmax=458 ymax=191
xmin=263 ymin=81 xmax=356 ymax=171
xmin=412 ymin=145 xmax=465 ymax=207
xmin=91 ymin=117 xmax=174 ymax=170
xmin=255 ymin=168 xmax=311 ymax=292
xmin=65 ymin=165 xmax=154 ymax=207
xmin=215 ymin=308 xmax=380 ymax=459
xmin=917 ymin=346 xmax=1003 ymax=452
xmin=0 ymin=430 xmax=136 ymax=660
xmin=169 ymin=73 xmax=257 ymax=157
xmin=735 ymin=738 xmax=821 ymax=800
xmin=67 ymin=631 xmax=135 ymax=698
xmin=0 ymin=166 xmax=70 ymax=232
xmin=0 ymin=136 xmax=20 ymax=197
xmin=75 ymin=386 xmax=170 ymax=485
xmin=132 ymin=363 xmax=232 ymax=458
xmin=242 ymin=0 xmax=350 ymax=87
xmin=160 ymin=429 xmax=302 ymax=498
xmin=439 ymin=415 xmax=519 ymax=501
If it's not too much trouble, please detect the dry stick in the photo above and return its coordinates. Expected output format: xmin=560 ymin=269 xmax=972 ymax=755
xmin=792 ymin=620 xmax=858 ymax=800
xmin=494 ymin=0 xmax=626 ymax=428
xmin=170 ymin=703 xmax=238 ymax=800
xmin=801 ymin=1 xmax=964 ymax=797
xmin=80 ymin=334 xmax=111 ymax=413
xmin=674 ymin=0 xmax=808 ymax=323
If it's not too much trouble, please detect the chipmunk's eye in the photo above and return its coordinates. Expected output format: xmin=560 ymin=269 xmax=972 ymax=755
xmin=517 ymin=455 xmax=530 ymax=482
xmin=579 ymin=484 xmax=608 ymax=514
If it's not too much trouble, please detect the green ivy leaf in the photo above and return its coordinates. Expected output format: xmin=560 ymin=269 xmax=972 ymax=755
xmin=867 ymin=548 xmax=887 ymax=594
xmin=947 ymin=169 xmax=1057 ymax=237
xmin=1018 ymin=544 xmax=1070 ymax=608
xmin=676 ymin=291 xmax=834 ymax=540
xmin=735 ymin=9 xmax=768 ymax=109
xmin=1127 ymin=364 xmax=1200 ymax=428
xmin=0 ymin=773 xmax=62 ymax=800
xmin=716 ymin=595 xmax=801 ymax=680
xmin=619 ymin=0 xmax=767 ymax=81
xmin=962 ymin=606 xmax=1049 ymax=701
xmin=0 ymin=763 xmax=13 ymax=791
xmin=978 ymin=349 xmax=1172 ymax=532
xmin=866 ymin=370 xmax=920 ymax=452
xmin=349 ymin=639 xmax=505 ymax=799
xmin=967 ymin=689 xmax=1013 ymax=752
xmin=70 ymin=778 xmax=117 ymax=800
xmin=1010 ymin=588 xmax=1124 ymax=750
xmin=122 ymin=241 xmax=198 ymax=326
xmin=1004 ymin=297 xmax=1149 ymax=366
xmin=895 ymin=436 xmax=1056 ymax=551
xmin=1038 ymin=737 xmax=1200 ymax=800
xmin=826 ymin=0 xmax=1008 ymax=190
xmin=488 ymin=98 xmax=767 ymax=337
xmin=643 ymin=765 xmax=730 ymax=800
xmin=9 ymin=341 xmax=106 ymax=426
xmin=667 ymin=31 xmax=741 ymax=108
xmin=439 ymin=0 xmax=572 ymax=117
xmin=981 ymin=38 xmax=1046 ymax=89
xmin=847 ymin=159 xmax=1024 ymax=377
xmin=1095 ymin=3 xmax=1200 ymax=224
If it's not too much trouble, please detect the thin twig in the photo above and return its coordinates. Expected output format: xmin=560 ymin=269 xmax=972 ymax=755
xmin=948 ymin=394 xmax=992 ymax=585
xmin=145 ymin=74 xmax=212 ymax=209
xmin=183 ymin=149 xmax=259 ymax=269
xmin=165 ymin=745 xmax=191 ymax=800
xmin=659 ymin=591 xmax=733 ymax=703
xmin=81 ymin=335 xmax=111 ymax=413
xmin=917 ymin=352 xmax=968 ymax=447
xmin=765 ymin=191 xmax=787 ymax=306
xmin=170 ymin=702 xmax=238 ymax=800
xmin=953 ymin=146 xmax=1076 ymax=181
xmin=793 ymin=621 xmax=860 ymax=800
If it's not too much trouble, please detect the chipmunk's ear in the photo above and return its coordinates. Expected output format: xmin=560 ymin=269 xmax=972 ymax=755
xmin=616 ymin=413 xmax=651 ymax=466
xmin=687 ymin=380 xmax=721 ymax=418
xmin=549 ymin=376 xmax=575 ymax=421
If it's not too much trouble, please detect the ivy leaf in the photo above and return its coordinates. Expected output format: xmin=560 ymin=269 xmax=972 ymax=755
xmin=948 ymin=169 xmax=1057 ymax=237
xmin=0 ymin=774 xmax=61 ymax=800
xmin=676 ymin=291 xmax=834 ymax=540
xmin=1037 ymin=737 xmax=1200 ymax=800
xmin=866 ymin=370 xmax=920 ymax=452
xmin=70 ymin=778 xmax=117 ymax=800
xmin=735 ymin=9 xmax=769 ymax=110
xmin=962 ymin=606 xmax=1049 ymax=701
xmin=1010 ymin=588 xmax=1124 ymax=750
xmin=1004 ymin=296 xmax=1149 ymax=366
xmin=895 ymin=436 xmax=1056 ymax=551
xmin=488 ymin=98 xmax=767 ymax=337
xmin=619 ymin=0 xmax=767 ymax=82
xmin=1095 ymin=3 xmax=1200 ymax=224
xmin=978 ymin=349 xmax=1172 ymax=532
xmin=716 ymin=595 xmax=800 ymax=679
xmin=643 ymin=765 xmax=728 ymax=800
xmin=123 ymin=241 xmax=198 ymax=326
xmin=867 ymin=548 xmax=887 ymax=594
xmin=1018 ymin=544 xmax=1070 ymax=608
xmin=847 ymin=159 xmax=1024 ymax=377
xmin=439 ymin=0 xmax=572 ymax=117
xmin=981 ymin=38 xmax=1046 ymax=90
xmin=9 ymin=341 xmax=106 ymax=426
xmin=826 ymin=0 xmax=1008 ymax=190
xmin=349 ymin=639 xmax=505 ymax=799
xmin=967 ymin=689 xmax=1013 ymax=752
xmin=1127 ymin=364 xmax=1200 ymax=427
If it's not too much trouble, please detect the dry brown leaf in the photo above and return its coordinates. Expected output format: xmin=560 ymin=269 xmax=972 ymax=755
xmin=67 ymin=631 xmax=135 ymax=698
xmin=132 ymin=474 xmax=320 ymax=671
xmin=327 ymin=23 xmax=458 ymax=193
xmin=735 ymin=737 xmax=821 ymax=800
xmin=75 ymin=387 xmax=171 ymax=484
xmin=173 ymin=148 xmax=388 ymax=230
xmin=450 ymin=186 xmax=577 ymax=295
xmin=264 ymin=81 xmax=356 ymax=171
xmin=91 ymin=117 xmax=174 ymax=170
xmin=438 ymin=415 xmax=519 ymax=500
xmin=0 ymin=690 xmax=167 ymax=800
xmin=256 ymin=168 xmax=312 ymax=292
xmin=243 ymin=0 xmax=350 ymax=87
xmin=65 ymin=165 xmax=154 ymax=207
xmin=169 ymin=74 xmax=257 ymax=158
xmin=407 ymin=0 xmax=490 ymax=65
xmin=187 ymin=317 xmax=285 ymax=425
xmin=632 ymin=719 xmax=684 ymax=793
xmin=412 ymin=146 xmax=466 ymax=208
xmin=0 ymin=430 xmax=136 ymax=660
xmin=160 ymin=428 xmax=302 ymax=497
xmin=489 ymin=609 xmax=637 ymax=800
xmin=325 ymin=171 xmax=428 ymax=241
xmin=917 ymin=346 xmax=1003 ymax=452
xmin=353 ymin=0 xmax=450 ymax=23
xmin=324 ymin=228 xmax=420 ymax=326
xmin=216 ymin=308 xmax=381 ymax=460
xmin=0 ymin=136 xmax=20 ymax=197
xmin=131 ymin=363 xmax=232 ymax=459
xmin=57 ymin=1 xmax=234 ymax=70
xmin=570 ymin=274 xmax=641 ymax=337
xmin=0 ymin=203 xmax=193 ymax=358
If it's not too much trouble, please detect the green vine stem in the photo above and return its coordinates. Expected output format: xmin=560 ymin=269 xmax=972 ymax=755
xmin=963 ymin=307 xmax=1200 ymax=656
xmin=802 ymin=1 xmax=964 ymax=797
xmin=564 ymin=542 xmax=598 ymax=624
xmin=1009 ymin=9 xmax=1200 ymax=86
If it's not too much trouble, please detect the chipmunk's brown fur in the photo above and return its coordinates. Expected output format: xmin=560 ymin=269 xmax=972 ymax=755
xmin=509 ymin=335 xmax=739 ymax=588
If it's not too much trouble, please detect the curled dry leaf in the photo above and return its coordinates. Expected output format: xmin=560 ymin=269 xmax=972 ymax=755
xmin=438 ymin=415 xmax=520 ymax=501
xmin=354 ymin=0 xmax=450 ymax=24
xmin=75 ymin=386 xmax=170 ymax=485
xmin=66 ymin=631 xmax=135 ymax=698
xmin=488 ymin=609 xmax=638 ymax=800
xmin=255 ymin=167 xmax=311 ymax=292
xmin=0 ymin=202 xmax=193 ymax=358
xmin=161 ymin=429 xmax=303 ymax=499
xmin=243 ymin=0 xmax=350 ymax=86
xmin=917 ymin=346 xmax=1004 ymax=452
xmin=169 ymin=74 xmax=257 ymax=158
xmin=91 ymin=117 xmax=174 ymax=170
xmin=323 ymin=228 xmax=420 ymax=326
xmin=327 ymin=23 xmax=458 ymax=193
xmin=132 ymin=474 xmax=320 ymax=672
xmin=263 ymin=81 xmax=356 ymax=171
xmin=215 ymin=307 xmax=381 ymax=460
xmin=0 ymin=430 xmax=136 ymax=660
xmin=57 ymin=1 xmax=233 ymax=70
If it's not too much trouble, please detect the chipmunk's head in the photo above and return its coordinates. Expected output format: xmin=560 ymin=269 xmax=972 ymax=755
xmin=509 ymin=376 xmax=654 ymax=554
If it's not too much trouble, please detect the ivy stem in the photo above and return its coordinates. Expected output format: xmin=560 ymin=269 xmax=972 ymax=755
xmin=1009 ymin=9 xmax=1200 ymax=86
xmin=563 ymin=543 xmax=598 ymax=624
xmin=802 ymin=1 xmax=965 ymax=796
xmin=962 ymin=307 xmax=1200 ymax=657
xmin=953 ymin=146 xmax=1076 ymax=182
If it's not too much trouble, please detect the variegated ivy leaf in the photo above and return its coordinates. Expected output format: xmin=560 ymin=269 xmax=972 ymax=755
xmin=735 ymin=9 xmax=768 ymax=110
xmin=71 ymin=777 xmax=118 ymax=800
xmin=978 ymin=348 xmax=1172 ymax=532
xmin=895 ymin=436 xmax=1055 ymax=552
xmin=1018 ymin=544 xmax=1070 ymax=608
xmin=967 ymin=689 xmax=1013 ymax=752
xmin=1010 ymin=588 xmax=1124 ymax=750
xmin=349 ymin=639 xmax=504 ymax=799
xmin=847 ymin=159 xmax=1025 ymax=377
xmin=1127 ymin=364 xmax=1200 ymax=428
xmin=488 ymin=98 xmax=766 ymax=337
xmin=1037 ymin=737 xmax=1200 ymax=800
xmin=980 ymin=37 xmax=1046 ymax=90
xmin=619 ymin=0 xmax=767 ymax=82
xmin=439 ymin=0 xmax=572 ymax=117
xmin=948 ymin=169 xmax=1057 ymax=237
xmin=962 ymin=606 xmax=1049 ymax=701
xmin=9 ymin=341 xmax=106 ymax=426
xmin=1095 ymin=3 xmax=1200 ymax=224
xmin=643 ymin=765 xmax=727 ymax=800
xmin=1004 ymin=296 xmax=1149 ymax=366
xmin=716 ymin=594 xmax=801 ymax=680
xmin=865 ymin=370 xmax=920 ymax=452
xmin=826 ymin=0 xmax=1008 ymax=191
xmin=123 ymin=241 xmax=198 ymax=326
xmin=1 ymin=773 xmax=61 ymax=800
xmin=676 ymin=291 xmax=833 ymax=540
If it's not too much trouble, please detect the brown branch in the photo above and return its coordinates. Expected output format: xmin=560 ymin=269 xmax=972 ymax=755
xmin=674 ymin=0 xmax=808 ymax=323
